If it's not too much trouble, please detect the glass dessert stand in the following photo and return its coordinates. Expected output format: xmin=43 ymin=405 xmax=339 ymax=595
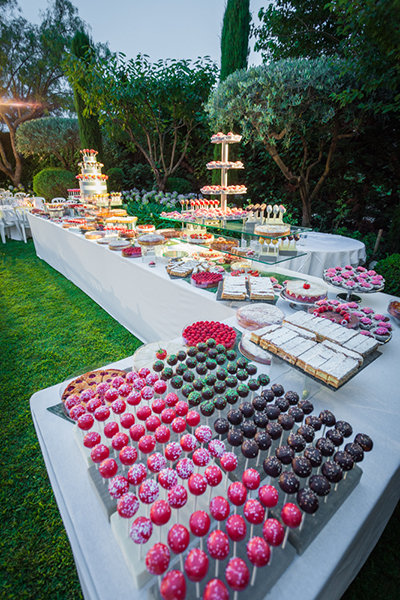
xmin=322 ymin=275 xmax=384 ymax=304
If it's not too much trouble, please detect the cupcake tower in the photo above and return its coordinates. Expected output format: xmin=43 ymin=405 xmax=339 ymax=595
xmin=200 ymin=132 xmax=247 ymax=213
xmin=323 ymin=265 xmax=385 ymax=302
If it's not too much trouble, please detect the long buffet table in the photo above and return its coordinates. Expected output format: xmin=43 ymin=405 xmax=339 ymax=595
xmin=28 ymin=213 xmax=399 ymax=599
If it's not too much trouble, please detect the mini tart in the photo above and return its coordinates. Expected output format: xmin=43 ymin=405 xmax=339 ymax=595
xmin=137 ymin=233 xmax=165 ymax=246
xmin=108 ymin=240 xmax=131 ymax=250
xmin=136 ymin=224 xmax=155 ymax=234
xmin=85 ymin=231 xmax=105 ymax=240
xmin=373 ymin=327 xmax=391 ymax=342
xmin=210 ymin=237 xmax=239 ymax=252
xmin=156 ymin=228 xmax=181 ymax=239
xmin=122 ymin=246 xmax=142 ymax=257
xmin=61 ymin=368 xmax=127 ymax=404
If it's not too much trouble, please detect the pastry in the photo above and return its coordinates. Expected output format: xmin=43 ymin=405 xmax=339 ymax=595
xmin=236 ymin=303 xmax=284 ymax=330
xmin=248 ymin=276 xmax=275 ymax=301
xmin=137 ymin=233 xmax=165 ymax=246
xmin=122 ymin=246 xmax=142 ymax=257
xmin=210 ymin=237 xmax=239 ymax=252
xmin=221 ymin=275 xmax=247 ymax=300
xmin=284 ymin=280 xmax=327 ymax=303
xmin=255 ymin=223 xmax=291 ymax=238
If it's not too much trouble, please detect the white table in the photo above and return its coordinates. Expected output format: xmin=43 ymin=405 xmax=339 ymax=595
xmin=27 ymin=214 xmax=235 ymax=343
xmin=287 ymin=232 xmax=366 ymax=278
xmin=31 ymin=288 xmax=400 ymax=600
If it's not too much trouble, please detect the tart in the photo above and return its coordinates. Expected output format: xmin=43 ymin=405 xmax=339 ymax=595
xmin=236 ymin=303 xmax=284 ymax=330
xmin=122 ymin=246 xmax=142 ymax=257
xmin=191 ymin=271 xmax=223 ymax=288
xmin=137 ymin=233 xmax=165 ymax=246
xmin=181 ymin=231 xmax=214 ymax=245
xmin=136 ymin=224 xmax=155 ymax=234
xmin=255 ymin=224 xmax=291 ymax=238
xmin=108 ymin=240 xmax=131 ymax=250
xmin=182 ymin=320 xmax=236 ymax=349
xmin=156 ymin=228 xmax=181 ymax=239
xmin=210 ymin=237 xmax=239 ymax=252
xmin=61 ymin=368 xmax=127 ymax=405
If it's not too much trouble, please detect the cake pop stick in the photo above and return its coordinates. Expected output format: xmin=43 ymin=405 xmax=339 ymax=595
xmin=190 ymin=510 xmax=210 ymax=551
xmin=247 ymin=536 xmax=271 ymax=586
xmin=184 ymin=548 xmax=209 ymax=599
xmin=281 ymin=502 xmax=302 ymax=548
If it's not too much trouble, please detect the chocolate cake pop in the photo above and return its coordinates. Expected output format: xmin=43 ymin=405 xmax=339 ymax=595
xmin=263 ymin=456 xmax=282 ymax=478
xmin=175 ymin=364 xmax=188 ymax=376
xmin=275 ymin=445 xmax=294 ymax=465
xmin=237 ymin=369 xmax=248 ymax=382
xmin=214 ymin=381 xmax=226 ymax=395
xmin=309 ymin=474 xmax=331 ymax=497
xmin=319 ymin=410 xmax=336 ymax=428
xmin=288 ymin=406 xmax=304 ymax=423
xmin=326 ymin=428 xmax=344 ymax=447
xmin=287 ymin=433 xmax=306 ymax=453
xmin=255 ymin=431 xmax=272 ymax=451
xmin=296 ymin=488 xmax=319 ymax=514
xmin=266 ymin=405 xmax=281 ymax=420
xmin=246 ymin=363 xmax=257 ymax=376
xmin=278 ymin=414 xmax=295 ymax=431
xmin=241 ymin=421 xmax=257 ymax=438
xmin=298 ymin=399 xmax=314 ymax=415
xmin=216 ymin=368 xmax=227 ymax=380
xmin=237 ymin=384 xmax=250 ymax=398
xmin=252 ymin=395 xmax=267 ymax=411
xmin=354 ymin=433 xmax=373 ymax=452
xmin=227 ymin=409 xmax=243 ymax=426
xmin=344 ymin=442 xmax=364 ymax=462
xmin=305 ymin=415 xmax=322 ymax=431
xmin=206 ymin=359 xmax=217 ymax=371
xmin=334 ymin=450 xmax=354 ymax=472
xmin=275 ymin=396 xmax=290 ymax=412
xmin=227 ymin=428 xmax=243 ymax=448
xmin=182 ymin=384 xmax=194 ymax=398
xmin=183 ymin=370 xmax=195 ymax=383
xmin=262 ymin=389 xmax=275 ymax=403
xmin=253 ymin=412 xmax=269 ymax=428
xmin=297 ymin=425 xmax=315 ymax=444
xmin=226 ymin=376 xmax=238 ymax=389
xmin=214 ymin=418 xmax=229 ymax=436
xmin=284 ymin=391 xmax=299 ymax=405
xmin=225 ymin=389 xmax=238 ymax=404
xmin=200 ymin=400 xmax=215 ymax=418
xmin=292 ymin=456 xmax=312 ymax=478
xmin=226 ymin=361 xmax=237 ymax=374
xmin=258 ymin=373 xmax=270 ymax=388
xmin=266 ymin=422 xmax=283 ymax=440
xmin=240 ymin=401 xmax=254 ymax=418
xmin=196 ymin=363 xmax=208 ymax=376
xmin=248 ymin=379 xmax=260 ymax=392
xmin=315 ymin=437 xmax=335 ymax=457
xmin=304 ymin=447 xmax=322 ymax=468
xmin=241 ymin=439 xmax=259 ymax=459
xmin=322 ymin=460 xmax=343 ymax=484
xmin=279 ymin=471 xmax=300 ymax=494
xmin=216 ymin=354 xmax=226 ymax=365
xmin=214 ymin=396 xmax=227 ymax=412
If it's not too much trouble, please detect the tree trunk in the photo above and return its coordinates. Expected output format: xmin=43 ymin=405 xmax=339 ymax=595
xmin=299 ymin=180 xmax=312 ymax=227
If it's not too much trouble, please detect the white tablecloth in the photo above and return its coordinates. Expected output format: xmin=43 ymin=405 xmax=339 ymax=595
xmin=288 ymin=232 xmax=366 ymax=278
xmin=31 ymin=292 xmax=400 ymax=600
xmin=27 ymin=214 xmax=235 ymax=343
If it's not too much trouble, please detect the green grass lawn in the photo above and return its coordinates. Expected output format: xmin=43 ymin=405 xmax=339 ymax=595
xmin=0 ymin=239 xmax=398 ymax=599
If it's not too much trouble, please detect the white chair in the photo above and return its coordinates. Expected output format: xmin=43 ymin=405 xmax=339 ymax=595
xmin=14 ymin=192 xmax=27 ymax=199
xmin=0 ymin=212 xmax=5 ymax=243
xmin=32 ymin=197 xmax=46 ymax=210
xmin=51 ymin=197 xmax=66 ymax=203
xmin=15 ymin=208 xmax=30 ymax=243
xmin=0 ymin=207 xmax=21 ymax=241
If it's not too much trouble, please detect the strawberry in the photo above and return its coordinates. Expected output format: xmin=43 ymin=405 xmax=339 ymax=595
xmin=303 ymin=282 xmax=311 ymax=290
xmin=156 ymin=348 xmax=167 ymax=360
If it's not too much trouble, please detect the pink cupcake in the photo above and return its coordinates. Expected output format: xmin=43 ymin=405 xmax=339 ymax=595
xmin=341 ymin=271 xmax=352 ymax=280
xmin=344 ymin=265 xmax=353 ymax=270
xmin=373 ymin=327 xmax=391 ymax=342
xmin=373 ymin=313 xmax=388 ymax=322
xmin=359 ymin=281 xmax=373 ymax=290
xmin=356 ymin=266 xmax=367 ymax=272
xmin=332 ymin=276 xmax=344 ymax=286
xmin=359 ymin=317 xmax=373 ymax=329
xmin=367 ymin=270 xmax=377 ymax=276
xmin=352 ymin=311 xmax=363 ymax=318
xmin=362 ymin=307 xmax=374 ymax=314
xmin=377 ymin=321 xmax=391 ymax=330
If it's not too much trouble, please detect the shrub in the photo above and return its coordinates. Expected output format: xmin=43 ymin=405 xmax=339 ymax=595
xmin=166 ymin=177 xmax=193 ymax=194
xmin=107 ymin=167 xmax=124 ymax=192
xmin=125 ymin=163 xmax=155 ymax=190
xmin=33 ymin=168 xmax=77 ymax=201
xmin=375 ymin=254 xmax=400 ymax=297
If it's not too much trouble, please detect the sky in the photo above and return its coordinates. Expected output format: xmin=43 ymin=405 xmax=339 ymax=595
xmin=16 ymin=0 xmax=267 ymax=66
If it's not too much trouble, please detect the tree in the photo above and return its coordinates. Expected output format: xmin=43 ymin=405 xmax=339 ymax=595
xmin=221 ymin=0 xmax=251 ymax=81
xmin=70 ymin=30 xmax=104 ymax=157
xmin=206 ymin=57 xmax=360 ymax=226
xmin=0 ymin=0 xmax=83 ymax=184
xmin=65 ymin=53 xmax=218 ymax=191
xmin=16 ymin=117 xmax=80 ymax=171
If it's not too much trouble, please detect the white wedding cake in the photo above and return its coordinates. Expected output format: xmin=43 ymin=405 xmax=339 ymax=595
xmin=76 ymin=149 xmax=108 ymax=202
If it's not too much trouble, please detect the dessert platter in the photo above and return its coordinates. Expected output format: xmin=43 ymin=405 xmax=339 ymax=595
xmin=281 ymin=280 xmax=328 ymax=307
xmin=217 ymin=275 xmax=280 ymax=304
xmin=57 ymin=329 xmax=375 ymax=599
xmin=236 ymin=304 xmax=285 ymax=331
xmin=323 ymin=265 xmax=385 ymax=302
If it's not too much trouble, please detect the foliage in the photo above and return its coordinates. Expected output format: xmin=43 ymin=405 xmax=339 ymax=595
xmin=107 ymin=167 xmax=124 ymax=192
xmin=387 ymin=204 xmax=400 ymax=255
xmin=220 ymin=0 xmax=250 ymax=81
xmin=15 ymin=117 xmax=79 ymax=171
xmin=253 ymin=0 xmax=342 ymax=60
xmin=0 ymin=0 xmax=84 ymax=184
xmin=0 ymin=239 xmax=141 ymax=599
xmin=166 ymin=177 xmax=193 ymax=195
xmin=206 ymin=57 xmax=360 ymax=226
xmin=33 ymin=167 xmax=76 ymax=200
xmin=64 ymin=52 xmax=218 ymax=191
xmin=70 ymin=29 xmax=104 ymax=157
xmin=126 ymin=163 xmax=155 ymax=190
xmin=375 ymin=254 xmax=400 ymax=297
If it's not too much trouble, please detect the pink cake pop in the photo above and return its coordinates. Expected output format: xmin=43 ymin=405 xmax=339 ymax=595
xmin=184 ymin=548 xmax=209 ymax=582
xmin=247 ymin=536 xmax=270 ymax=568
xmin=108 ymin=475 xmax=130 ymax=499
xmin=175 ymin=401 xmax=189 ymax=417
xmin=176 ymin=458 xmax=195 ymax=480
xmin=80 ymin=388 xmax=95 ymax=404
xmin=152 ymin=398 xmax=166 ymax=414
xmin=155 ymin=425 xmax=170 ymax=445
xmin=96 ymin=382 xmax=110 ymax=397
xmin=165 ymin=392 xmax=179 ymax=407
xmin=188 ymin=473 xmax=207 ymax=496
xmin=139 ymin=367 xmax=150 ymax=378
xmin=105 ymin=388 xmax=119 ymax=403
xmin=164 ymin=442 xmax=182 ymax=463
xmin=141 ymin=386 xmax=154 ymax=401
xmin=258 ymin=485 xmax=279 ymax=508
xmin=94 ymin=405 xmax=110 ymax=423
xmin=228 ymin=482 xmax=247 ymax=507
xmin=77 ymin=413 xmax=94 ymax=431
xmin=207 ymin=529 xmax=230 ymax=561
xmin=137 ymin=405 xmax=152 ymax=421
xmin=139 ymin=479 xmax=159 ymax=504
xmin=127 ymin=391 xmax=141 ymax=407
xmin=119 ymin=446 xmax=138 ymax=467
xmin=186 ymin=410 xmax=201 ymax=428
xmin=147 ymin=452 xmax=167 ymax=474
xmin=158 ymin=468 xmax=178 ymax=490
xmin=209 ymin=496 xmax=230 ymax=523
xmin=138 ymin=435 xmax=156 ymax=455
xmin=90 ymin=444 xmax=109 ymax=463
xmin=127 ymin=463 xmax=147 ymax=486
xmin=112 ymin=375 xmax=125 ymax=389
xmin=225 ymin=557 xmax=250 ymax=591
xmin=262 ymin=518 xmax=284 ymax=547
xmin=130 ymin=516 xmax=153 ymax=544
xmin=190 ymin=510 xmax=211 ymax=542
xmin=242 ymin=469 xmax=260 ymax=493
xmin=226 ymin=515 xmax=247 ymax=543
xmin=133 ymin=378 xmax=146 ymax=391
xmin=130 ymin=424 xmax=145 ymax=442
xmin=146 ymin=415 xmax=161 ymax=432
xmin=168 ymin=485 xmax=188 ymax=509
xmin=65 ymin=396 xmax=80 ymax=411
xmin=243 ymin=499 xmax=265 ymax=527
xmin=146 ymin=373 xmax=158 ymax=386
xmin=161 ymin=408 xmax=176 ymax=424
xmin=180 ymin=433 xmax=198 ymax=453
xmin=160 ymin=570 xmax=186 ymax=600
xmin=203 ymin=579 xmax=229 ymax=600
xmin=195 ymin=425 xmax=213 ymax=445
xmin=281 ymin=502 xmax=302 ymax=548
xmin=172 ymin=417 xmax=187 ymax=434
xmin=126 ymin=371 xmax=138 ymax=384
xmin=69 ymin=405 xmax=86 ymax=420
xmin=150 ymin=500 xmax=171 ymax=526
xmin=118 ymin=383 xmax=132 ymax=398
xmin=111 ymin=399 xmax=126 ymax=416
xmin=220 ymin=452 xmax=238 ymax=473
xmin=104 ymin=422 xmax=119 ymax=439
xmin=204 ymin=465 xmax=222 ymax=488
xmin=86 ymin=397 xmax=102 ymax=413
xmin=111 ymin=432 xmax=129 ymax=451
xmin=208 ymin=439 xmax=226 ymax=459
xmin=117 ymin=492 xmax=139 ymax=519
xmin=120 ymin=413 xmax=135 ymax=429
xmin=99 ymin=458 xmax=118 ymax=479
xmin=193 ymin=448 xmax=211 ymax=468
xmin=83 ymin=431 xmax=101 ymax=449
xmin=154 ymin=380 xmax=167 ymax=396
xmin=145 ymin=543 xmax=170 ymax=575
xmin=167 ymin=523 xmax=190 ymax=554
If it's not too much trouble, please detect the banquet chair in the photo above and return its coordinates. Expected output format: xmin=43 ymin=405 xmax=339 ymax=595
xmin=32 ymin=197 xmax=45 ymax=210
xmin=15 ymin=208 xmax=30 ymax=243
xmin=14 ymin=192 xmax=27 ymax=199
xmin=0 ymin=213 xmax=5 ymax=243
xmin=51 ymin=197 xmax=66 ymax=203
xmin=0 ymin=207 xmax=21 ymax=242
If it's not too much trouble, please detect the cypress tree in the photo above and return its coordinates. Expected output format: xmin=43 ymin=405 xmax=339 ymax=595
xmin=70 ymin=30 xmax=104 ymax=159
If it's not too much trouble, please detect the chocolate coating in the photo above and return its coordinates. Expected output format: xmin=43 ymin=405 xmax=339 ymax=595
xmin=200 ymin=401 xmax=214 ymax=417
xmin=344 ymin=442 xmax=364 ymax=463
xmin=214 ymin=381 xmax=226 ymax=395
xmin=292 ymin=456 xmax=312 ymax=478
xmin=298 ymin=399 xmax=314 ymax=415
xmin=326 ymin=428 xmax=343 ymax=447
xmin=182 ymin=384 xmax=194 ymax=398
xmin=227 ymin=428 xmax=243 ymax=447
xmin=271 ymin=383 xmax=284 ymax=397
xmin=246 ymin=363 xmax=257 ymax=376
xmin=225 ymin=390 xmax=238 ymax=405
xmin=215 ymin=344 xmax=226 ymax=354
xmin=206 ymin=338 xmax=216 ymax=348
xmin=263 ymin=456 xmax=282 ymax=478
xmin=305 ymin=415 xmax=322 ymax=431
xmin=275 ymin=445 xmax=294 ymax=465
xmin=255 ymin=431 xmax=271 ymax=451
xmin=201 ymin=386 xmax=214 ymax=400
xmin=167 ymin=354 xmax=178 ymax=366
xmin=304 ymin=447 xmax=322 ymax=468
xmin=236 ymin=357 xmax=248 ymax=369
xmin=241 ymin=439 xmax=259 ymax=459
xmin=186 ymin=356 xmax=197 ymax=369
xmin=334 ymin=451 xmax=354 ymax=471
xmin=322 ymin=461 xmax=343 ymax=483
xmin=266 ymin=422 xmax=283 ymax=440
xmin=297 ymin=488 xmax=319 ymax=514
xmin=239 ymin=402 xmax=254 ymax=418
xmin=262 ymin=389 xmax=275 ymax=403
xmin=287 ymin=433 xmax=306 ymax=453
xmin=216 ymin=368 xmax=227 ymax=380
xmin=315 ymin=437 xmax=335 ymax=456
xmin=175 ymin=363 xmax=188 ymax=376
xmin=161 ymin=367 xmax=173 ymax=380
xmin=227 ymin=409 xmax=243 ymax=426
xmin=319 ymin=410 xmax=336 ymax=427
xmin=214 ymin=396 xmax=227 ymax=412
xmin=193 ymin=379 xmax=204 ymax=391
xmin=284 ymin=391 xmax=299 ymax=405
xmin=187 ymin=346 xmax=198 ymax=357
xmin=216 ymin=354 xmax=226 ymax=365
xmin=237 ymin=384 xmax=250 ymax=398
xmin=248 ymin=378 xmax=260 ymax=392
xmin=258 ymin=374 xmax=270 ymax=387
xmin=226 ymin=349 xmax=237 ymax=361
xmin=225 ymin=376 xmax=238 ymax=389
xmin=236 ymin=369 xmax=248 ymax=382
xmin=205 ymin=374 xmax=217 ymax=387
xmin=197 ymin=343 xmax=208 ymax=352
xmin=275 ymin=397 xmax=289 ymax=412
xmin=188 ymin=391 xmax=202 ymax=407
xmin=278 ymin=414 xmax=295 ymax=431
xmin=279 ymin=471 xmax=300 ymax=494
xmin=241 ymin=421 xmax=257 ymax=439
xmin=153 ymin=360 xmax=164 ymax=372
xmin=196 ymin=363 xmax=207 ymax=376
xmin=252 ymin=396 xmax=266 ymax=412
xmin=226 ymin=362 xmax=237 ymax=374
xmin=214 ymin=418 xmax=229 ymax=435
xmin=253 ymin=412 xmax=268 ymax=428
xmin=354 ymin=433 xmax=373 ymax=452
xmin=183 ymin=370 xmax=195 ymax=383
xmin=196 ymin=351 xmax=207 ymax=363
xmin=288 ymin=406 xmax=304 ymax=423
xmin=335 ymin=420 xmax=353 ymax=438
xmin=266 ymin=405 xmax=281 ymax=421
xmin=207 ymin=348 xmax=218 ymax=359
xmin=309 ymin=474 xmax=331 ymax=497
xmin=297 ymin=425 xmax=315 ymax=443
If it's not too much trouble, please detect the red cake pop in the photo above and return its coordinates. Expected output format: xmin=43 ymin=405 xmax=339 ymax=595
xmin=112 ymin=432 xmax=129 ymax=451
xmin=176 ymin=458 xmax=194 ymax=480
xmin=99 ymin=458 xmax=118 ymax=479
xmin=112 ymin=375 xmax=125 ymax=389
xmin=161 ymin=408 xmax=176 ymax=424
xmin=126 ymin=372 xmax=138 ymax=384
xmin=146 ymin=415 xmax=161 ymax=432
xmin=258 ymin=485 xmax=279 ymax=508
xmin=193 ymin=448 xmax=211 ymax=468
xmin=147 ymin=373 xmax=159 ymax=386
xmin=243 ymin=499 xmax=265 ymax=526
xmin=204 ymin=465 xmax=222 ymax=488
xmin=153 ymin=380 xmax=167 ymax=396
xmin=190 ymin=510 xmax=211 ymax=539
xmin=203 ymin=579 xmax=229 ymax=600
xmin=175 ymin=401 xmax=189 ymax=417
xmin=147 ymin=452 xmax=167 ymax=474
xmin=104 ymin=422 xmax=119 ymax=439
xmin=111 ymin=399 xmax=126 ymax=416
xmin=69 ymin=405 xmax=85 ymax=422
xmin=228 ymin=482 xmax=247 ymax=507
xmin=262 ymin=518 xmax=284 ymax=547
xmin=168 ymin=485 xmax=188 ymax=509
xmin=83 ymin=431 xmax=101 ymax=449
xmin=133 ymin=378 xmax=146 ymax=391
xmin=105 ymin=388 xmax=119 ymax=403
xmin=167 ymin=523 xmax=190 ymax=554
xmin=225 ymin=557 xmax=250 ymax=591
xmin=195 ymin=425 xmax=213 ymax=445
xmin=119 ymin=446 xmax=138 ymax=467
xmin=127 ymin=463 xmax=147 ymax=486
xmin=146 ymin=543 xmax=170 ymax=575
xmin=141 ymin=386 xmax=154 ymax=401
xmin=130 ymin=516 xmax=153 ymax=544
xmin=180 ymin=433 xmax=198 ymax=453
xmin=77 ymin=413 xmax=94 ymax=431
xmin=186 ymin=410 xmax=201 ymax=428
xmin=188 ymin=473 xmax=207 ymax=496
xmin=155 ymin=425 xmax=170 ymax=445
xmin=207 ymin=530 xmax=230 ymax=560
xmin=108 ymin=475 xmax=129 ymax=499
xmin=150 ymin=500 xmax=171 ymax=526
xmin=119 ymin=383 xmax=132 ymax=397
xmin=120 ymin=413 xmax=135 ymax=429
xmin=86 ymin=397 xmax=102 ymax=413
xmin=247 ymin=536 xmax=271 ymax=568
xmin=242 ymin=469 xmax=260 ymax=492
xmin=129 ymin=423 xmax=145 ymax=442
xmin=137 ymin=405 xmax=152 ymax=421
xmin=158 ymin=468 xmax=178 ymax=490
xmin=139 ymin=367 xmax=150 ymax=378
xmin=281 ymin=502 xmax=302 ymax=528
xmin=160 ymin=570 xmax=186 ymax=600
xmin=127 ymin=391 xmax=142 ymax=407
xmin=164 ymin=442 xmax=182 ymax=463
xmin=152 ymin=398 xmax=166 ymax=414
xmin=117 ymin=492 xmax=139 ymax=519
xmin=226 ymin=515 xmax=247 ymax=542
xmin=220 ymin=452 xmax=238 ymax=473
xmin=172 ymin=417 xmax=187 ymax=434
xmin=210 ymin=496 xmax=230 ymax=522
xmin=94 ymin=405 xmax=110 ymax=423
xmin=90 ymin=444 xmax=109 ymax=463
xmin=208 ymin=439 xmax=226 ymax=459
xmin=139 ymin=479 xmax=159 ymax=504
xmin=184 ymin=548 xmax=209 ymax=582
xmin=138 ymin=435 xmax=156 ymax=455
xmin=165 ymin=392 xmax=179 ymax=407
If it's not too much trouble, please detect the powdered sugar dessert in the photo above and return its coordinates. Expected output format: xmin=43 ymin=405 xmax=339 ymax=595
xmin=236 ymin=303 xmax=284 ymax=330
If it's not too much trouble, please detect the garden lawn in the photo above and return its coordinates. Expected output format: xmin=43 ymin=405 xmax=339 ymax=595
xmin=0 ymin=240 xmax=398 ymax=599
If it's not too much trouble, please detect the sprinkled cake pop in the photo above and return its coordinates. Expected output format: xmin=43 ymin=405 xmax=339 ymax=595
xmin=255 ymin=431 xmax=271 ymax=452
xmin=226 ymin=515 xmax=247 ymax=543
xmin=139 ymin=479 xmax=159 ymax=504
xmin=205 ymin=465 xmax=223 ymax=488
xmin=297 ymin=488 xmax=319 ymax=514
xmin=168 ymin=485 xmax=188 ymax=509
xmin=322 ymin=461 xmax=343 ymax=484
xmin=309 ymin=474 xmax=331 ymax=497
xmin=214 ymin=418 xmax=229 ymax=436
xmin=241 ymin=439 xmax=259 ymax=460
xmin=208 ymin=439 xmax=226 ymax=459
xmin=247 ymin=536 xmax=271 ymax=571
xmin=315 ymin=437 xmax=335 ymax=457
xmin=334 ymin=450 xmax=354 ymax=472
xmin=220 ymin=452 xmax=238 ymax=473
xmin=158 ymin=468 xmax=178 ymax=490
xmin=83 ymin=431 xmax=101 ymax=449
xmin=287 ymin=433 xmax=306 ymax=453
xmin=117 ymin=492 xmax=139 ymax=519
xmin=227 ymin=428 xmax=243 ymax=449
xmin=292 ymin=456 xmax=312 ymax=478
xmin=281 ymin=503 xmax=302 ymax=529
xmin=119 ymin=446 xmax=138 ymax=467
xmin=147 ymin=453 xmax=167 ymax=474
xmin=180 ymin=433 xmax=198 ymax=453
xmin=203 ymin=579 xmax=229 ymax=600
xmin=241 ymin=421 xmax=257 ymax=439
xmin=335 ymin=420 xmax=353 ymax=438
xmin=176 ymin=458 xmax=195 ymax=480
xmin=99 ymin=458 xmax=118 ymax=479
xmin=150 ymin=500 xmax=171 ymax=526
xmin=344 ymin=442 xmax=364 ymax=463
xmin=145 ymin=543 xmax=170 ymax=576
xmin=228 ymin=482 xmax=248 ymax=507
xmin=278 ymin=471 xmax=300 ymax=495
xmin=288 ymin=406 xmax=304 ymax=423
xmin=108 ymin=475 xmax=129 ymax=499
xmin=354 ymin=433 xmax=373 ymax=452
xmin=188 ymin=473 xmax=207 ymax=496
xmin=160 ymin=570 xmax=186 ymax=600
xmin=297 ymin=425 xmax=315 ymax=444
xmin=266 ymin=422 xmax=283 ymax=441
xmin=130 ymin=516 xmax=153 ymax=544
xmin=259 ymin=485 xmax=279 ymax=508
xmin=167 ymin=523 xmax=190 ymax=554
xmin=127 ymin=463 xmax=147 ymax=486
xmin=164 ymin=442 xmax=182 ymax=463
xmin=226 ymin=557 xmax=250 ymax=592
xmin=210 ymin=496 xmax=230 ymax=522
xmin=207 ymin=530 xmax=230 ymax=562
xmin=240 ymin=401 xmax=254 ymax=418
xmin=227 ymin=409 xmax=243 ymax=426
xmin=184 ymin=548 xmax=209 ymax=582
xmin=304 ymin=447 xmax=322 ymax=468
xmin=263 ymin=456 xmax=282 ymax=478
xmin=275 ymin=445 xmax=294 ymax=465
xmin=190 ymin=510 xmax=210 ymax=538
xmin=305 ymin=415 xmax=322 ymax=431
xmin=298 ymin=399 xmax=313 ymax=414
xmin=195 ymin=425 xmax=213 ymax=445
xmin=265 ymin=405 xmax=281 ymax=421
xmin=263 ymin=518 xmax=284 ymax=547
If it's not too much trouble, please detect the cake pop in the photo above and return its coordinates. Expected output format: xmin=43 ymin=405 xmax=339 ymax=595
xmin=262 ymin=518 xmax=284 ymax=547
xmin=326 ymin=428 xmax=343 ymax=447
xmin=99 ymin=458 xmax=118 ymax=479
xmin=117 ymin=492 xmax=139 ymax=519
xmin=145 ymin=543 xmax=170 ymax=575
xmin=354 ymin=433 xmax=373 ymax=452
xmin=184 ymin=548 xmax=209 ymax=582
xmin=228 ymin=482 xmax=247 ymax=507
xmin=83 ymin=431 xmax=101 ymax=449
xmin=190 ymin=510 xmax=211 ymax=539
xmin=247 ymin=536 xmax=270 ymax=569
xmin=129 ymin=516 xmax=153 ymax=544
xmin=155 ymin=425 xmax=170 ymax=445
xmin=225 ymin=557 xmax=250 ymax=591
xmin=104 ymin=422 xmax=119 ymax=439
xmin=108 ymin=475 xmax=129 ymax=499
xmin=158 ymin=468 xmax=178 ymax=491
xmin=139 ymin=435 xmax=156 ymax=455
xmin=193 ymin=448 xmax=211 ymax=468
xmin=334 ymin=451 xmax=354 ymax=473
xmin=278 ymin=471 xmax=300 ymax=495
xmin=226 ymin=515 xmax=247 ymax=543
xmin=147 ymin=452 xmax=167 ymax=474
xmin=188 ymin=473 xmax=207 ymax=496
xmin=297 ymin=425 xmax=315 ymax=444
xmin=335 ymin=420 xmax=353 ymax=438
xmin=242 ymin=468 xmax=260 ymax=492
xmin=208 ymin=439 xmax=226 ymax=459
xmin=344 ymin=442 xmax=364 ymax=463
xmin=176 ymin=458 xmax=194 ymax=480
xmin=167 ymin=523 xmax=190 ymax=554
xmin=150 ymin=500 xmax=171 ymax=526
xmin=287 ymin=433 xmax=306 ymax=453
xmin=214 ymin=418 xmax=229 ymax=436
xmin=195 ymin=425 xmax=213 ymax=445
xmin=305 ymin=415 xmax=322 ymax=431
xmin=259 ymin=485 xmax=279 ymax=508
xmin=139 ymin=479 xmax=159 ymax=504
xmin=160 ymin=570 xmax=186 ymax=600
xmin=292 ymin=456 xmax=312 ymax=478
xmin=263 ymin=456 xmax=282 ymax=479
xmin=120 ymin=413 xmax=135 ymax=429
xmin=315 ymin=437 xmax=335 ymax=457
xmin=210 ymin=496 xmax=230 ymax=523
xmin=297 ymin=488 xmax=319 ymax=514
xmin=309 ymin=474 xmax=331 ymax=497
xmin=127 ymin=463 xmax=147 ymax=486
xmin=205 ymin=465 xmax=222 ymax=488
xmin=241 ymin=439 xmax=259 ymax=460
xmin=203 ymin=579 xmax=229 ymax=600
xmin=164 ymin=442 xmax=182 ymax=463
xmin=275 ymin=445 xmax=294 ymax=465
xmin=168 ymin=485 xmax=188 ymax=509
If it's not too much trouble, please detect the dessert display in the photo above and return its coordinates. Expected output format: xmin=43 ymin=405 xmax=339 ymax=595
xmin=211 ymin=131 xmax=242 ymax=143
xmin=122 ymin=246 xmax=142 ymax=258
xmin=323 ymin=265 xmax=385 ymax=297
xmin=136 ymin=224 xmax=156 ymax=235
xmin=181 ymin=231 xmax=214 ymax=245
xmin=161 ymin=206 xmax=248 ymax=221
xmin=182 ymin=320 xmax=237 ymax=348
xmin=200 ymin=185 xmax=247 ymax=195
xmin=283 ymin=280 xmax=328 ymax=304
xmin=236 ymin=304 xmax=284 ymax=330
xmin=76 ymin=149 xmax=108 ymax=202
xmin=206 ymin=160 xmax=244 ymax=169
xmin=137 ymin=233 xmax=165 ymax=246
